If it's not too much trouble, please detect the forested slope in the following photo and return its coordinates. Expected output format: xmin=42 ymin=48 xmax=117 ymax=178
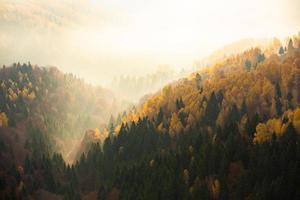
xmin=123 ymin=37 xmax=300 ymax=138
xmin=1 ymin=36 xmax=300 ymax=199
xmin=0 ymin=63 xmax=126 ymax=199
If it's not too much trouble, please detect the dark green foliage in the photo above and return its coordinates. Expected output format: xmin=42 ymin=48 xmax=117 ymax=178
xmin=155 ymin=107 xmax=164 ymax=126
xmin=274 ymin=83 xmax=283 ymax=116
xmin=245 ymin=59 xmax=252 ymax=70
xmin=1 ymin=63 xmax=299 ymax=199
xmin=20 ymin=109 xmax=300 ymax=200
xmin=287 ymin=91 xmax=293 ymax=109
xmin=195 ymin=73 xmax=202 ymax=90
xmin=257 ymin=53 xmax=265 ymax=63
xmin=275 ymin=83 xmax=281 ymax=98
xmin=176 ymin=97 xmax=185 ymax=111
xmin=203 ymin=91 xmax=220 ymax=126
xmin=240 ymin=99 xmax=247 ymax=116
xmin=279 ymin=46 xmax=284 ymax=55
xmin=225 ymin=104 xmax=240 ymax=126
xmin=25 ymin=127 xmax=53 ymax=157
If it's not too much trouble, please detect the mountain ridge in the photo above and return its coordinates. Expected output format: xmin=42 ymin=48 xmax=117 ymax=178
xmin=1 ymin=35 xmax=300 ymax=199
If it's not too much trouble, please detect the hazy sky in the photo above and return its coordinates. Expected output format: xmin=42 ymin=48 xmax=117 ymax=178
xmin=0 ymin=0 xmax=300 ymax=85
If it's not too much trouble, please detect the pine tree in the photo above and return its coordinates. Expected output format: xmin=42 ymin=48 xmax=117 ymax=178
xmin=244 ymin=59 xmax=252 ymax=71
xmin=279 ymin=46 xmax=284 ymax=55
xmin=204 ymin=91 xmax=220 ymax=126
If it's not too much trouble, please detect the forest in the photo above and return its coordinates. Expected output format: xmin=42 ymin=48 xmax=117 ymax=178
xmin=0 ymin=34 xmax=299 ymax=200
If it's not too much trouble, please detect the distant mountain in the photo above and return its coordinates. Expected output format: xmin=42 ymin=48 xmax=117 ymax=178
xmin=111 ymin=66 xmax=190 ymax=102
xmin=194 ymin=37 xmax=282 ymax=69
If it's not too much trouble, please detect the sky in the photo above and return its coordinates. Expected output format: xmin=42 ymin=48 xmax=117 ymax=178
xmin=0 ymin=0 xmax=300 ymax=86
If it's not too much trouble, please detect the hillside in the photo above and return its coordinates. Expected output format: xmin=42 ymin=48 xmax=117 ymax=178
xmin=194 ymin=37 xmax=282 ymax=68
xmin=1 ymin=36 xmax=298 ymax=199
xmin=85 ymin=37 xmax=300 ymax=200
xmin=123 ymin=37 xmax=300 ymax=136
xmin=0 ymin=63 xmax=129 ymax=199
xmin=1 ymin=0 xmax=300 ymax=199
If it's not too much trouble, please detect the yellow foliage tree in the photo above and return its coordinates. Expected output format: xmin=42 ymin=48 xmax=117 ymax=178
xmin=254 ymin=108 xmax=300 ymax=144
xmin=211 ymin=179 xmax=220 ymax=200
xmin=27 ymin=91 xmax=36 ymax=101
xmin=119 ymin=37 xmax=300 ymax=136
xmin=293 ymin=108 xmax=300 ymax=134
xmin=253 ymin=123 xmax=272 ymax=144
xmin=169 ymin=113 xmax=183 ymax=136
xmin=266 ymin=118 xmax=283 ymax=136
xmin=157 ymin=122 xmax=167 ymax=134
xmin=0 ymin=112 xmax=8 ymax=127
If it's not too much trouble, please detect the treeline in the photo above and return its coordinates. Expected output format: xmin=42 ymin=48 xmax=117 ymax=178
xmin=14 ymin=38 xmax=300 ymax=199
xmin=0 ymin=63 xmax=125 ymax=199
xmin=123 ymin=37 xmax=300 ymax=143
xmin=16 ymin=107 xmax=300 ymax=199
xmin=111 ymin=66 xmax=188 ymax=102
xmin=0 ymin=63 xmax=124 ymax=150
xmin=1 ymin=36 xmax=300 ymax=199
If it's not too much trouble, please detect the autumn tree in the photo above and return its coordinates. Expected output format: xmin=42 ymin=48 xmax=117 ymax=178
xmin=0 ymin=112 xmax=8 ymax=127
xmin=169 ymin=113 xmax=184 ymax=135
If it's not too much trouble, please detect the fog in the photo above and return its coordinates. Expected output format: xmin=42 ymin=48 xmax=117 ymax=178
xmin=0 ymin=0 xmax=299 ymax=91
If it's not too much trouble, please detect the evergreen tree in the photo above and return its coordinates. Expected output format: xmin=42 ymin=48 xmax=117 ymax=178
xmin=279 ymin=46 xmax=284 ymax=55
xmin=204 ymin=91 xmax=220 ymax=126
xmin=245 ymin=59 xmax=252 ymax=70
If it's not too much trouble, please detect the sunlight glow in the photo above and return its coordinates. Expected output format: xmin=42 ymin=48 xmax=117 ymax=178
xmin=0 ymin=0 xmax=299 ymax=85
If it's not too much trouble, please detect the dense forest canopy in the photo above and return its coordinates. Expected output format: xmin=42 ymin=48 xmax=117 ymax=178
xmin=0 ymin=34 xmax=300 ymax=199
xmin=122 ymin=36 xmax=300 ymax=131
xmin=1 ymin=0 xmax=300 ymax=199
xmin=0 ymin=63 xmax=128 ymax=162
